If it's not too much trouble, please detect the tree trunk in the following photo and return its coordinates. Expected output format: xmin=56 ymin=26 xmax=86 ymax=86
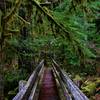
xmin=0 ymin=8 xmax=4 ymax=100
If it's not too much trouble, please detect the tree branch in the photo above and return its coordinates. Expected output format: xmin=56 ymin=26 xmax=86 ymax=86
xmin=30 ymin=0 xmax=72 ymax=40
xmin=6 ymin=29 xmax=19 ymax=34
xmin=3 ymin=0 xmax=22 ymax=22
xmin=15 ymin=14 xmax=30 ymax=25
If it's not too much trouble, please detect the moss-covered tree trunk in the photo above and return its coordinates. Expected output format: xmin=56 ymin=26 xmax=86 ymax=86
xmin=0 ymin=0 xmax=6 ymax=99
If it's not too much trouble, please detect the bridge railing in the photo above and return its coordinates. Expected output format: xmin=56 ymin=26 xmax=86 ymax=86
xmin=52 ymin=59 xmax=89 ymax=100
xmin=13 ymin=60 xmax=44 ymax=100
xmin=52 ymin=63 xmax=72 ymax=100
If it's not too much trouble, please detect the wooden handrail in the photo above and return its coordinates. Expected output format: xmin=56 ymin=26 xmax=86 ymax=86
xmin=13 ymin=60 xmax=44 ymax=100
xmin=52 ymin=64 xmax=72 ymax=100
xmin=28 ymin=63 xmax=44 ymax=100
xmin=52 ymin=59 xmax=89 ymax=100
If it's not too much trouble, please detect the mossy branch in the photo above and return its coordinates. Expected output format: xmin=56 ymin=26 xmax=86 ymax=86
xmin=3 ymin=0 xmax=22 ymax=22
xmin=6 ymin=29 xmax=19 ymax=34
xmin=30 ymin=0 xmax=72 ymax=41
xmin=15 ymin=14 xmax=30 ymax=25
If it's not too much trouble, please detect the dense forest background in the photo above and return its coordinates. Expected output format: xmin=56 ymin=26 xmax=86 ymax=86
xmin=0 ymin=0 xmax=100 ymax=99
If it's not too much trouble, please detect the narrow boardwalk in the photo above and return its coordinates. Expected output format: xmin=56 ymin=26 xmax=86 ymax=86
xmin=38 ymin=68 xmax=60 ymax=100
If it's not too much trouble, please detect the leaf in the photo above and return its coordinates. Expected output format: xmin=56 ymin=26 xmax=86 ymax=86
xmin=82 ymin=82 xmax=96 ymax=94
xmin=8 ymin=90 xmax=16 ymax=95
xmin=74 ymin=75 xmax=82 ymax=80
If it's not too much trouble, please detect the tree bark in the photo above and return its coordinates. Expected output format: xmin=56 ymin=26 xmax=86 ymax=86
xmin=0 ymin=9 xmax=4 ymax=100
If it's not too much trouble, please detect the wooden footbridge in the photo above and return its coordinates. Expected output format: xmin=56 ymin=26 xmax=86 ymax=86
xmin=13 ymin=60 xmax=89 ymax=100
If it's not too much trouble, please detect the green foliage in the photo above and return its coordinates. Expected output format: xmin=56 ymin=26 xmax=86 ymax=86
xmin=82 ymin=82 xmax=96 ymax=95
xmin=4 ymin=69 xmax=27 ymax=84
xmin=74 ymin=75 xmax=82 ymax=81
xmin=4 ymin=69 xmax=28 ymax=99
xmin=53 ymin=0 xmax=99 ymax=60
xmin=81 ymin=77 xmax=100 ymax=97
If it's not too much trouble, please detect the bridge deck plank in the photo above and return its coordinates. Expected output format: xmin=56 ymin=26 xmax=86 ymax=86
xmin=38 ymin=68 xmax=60 ymax=100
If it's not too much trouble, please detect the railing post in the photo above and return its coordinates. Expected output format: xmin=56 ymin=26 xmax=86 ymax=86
xmin=19 ymin=80 xmax=27 ymax=92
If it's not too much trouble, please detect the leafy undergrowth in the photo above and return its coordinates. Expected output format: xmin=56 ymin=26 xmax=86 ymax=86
xmin=73 ymin=74 xmax=100 ymax=100
xmin=82 ymin=77 xmax=100 ymax=99
xmin=4 ymin=69 xmax=29 ymax=100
